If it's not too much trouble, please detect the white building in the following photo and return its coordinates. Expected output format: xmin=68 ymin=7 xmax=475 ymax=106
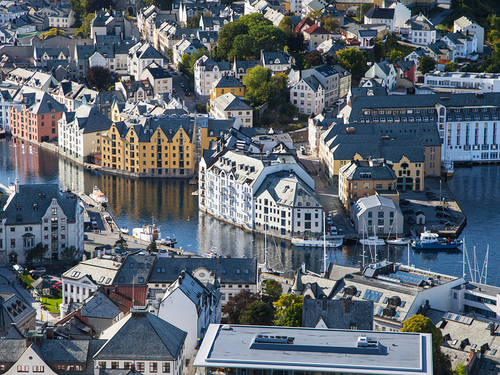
xmin=194 ymin=56 xmax=232 ymax=98
xmin=37 ymin=5 xmax=75 ymax=29
xmin=60 ymin=254 xmax=122 ymax=318
xmin=301 ymin=65 xmax=342 ymax=106
xmin=199 ymin=149 xmax=320 ymax=239
xmin=364 ymin=61 xmax=397 ymax=91
xmin=454 ymin=15 xmax=484 ymax=53
xmin=140 ymin=63 xmax=173 ymax=96
xmin=351 ymin=195 xmax=402 ymax=236
xmin=441 ymin=31 xmax=478 ymax=61
xmin=424 ymin=71 xmax=500 ymax=93
xmin=0 ymin=180 xmax=84 ymax=266
xmin=261 ymin=51 xmax=292 ymax=73
xmin=127 ymin=42 xmax=165 ymax=81
xmin=406 ymin=14 xmax=436 ymax=46
xmin=364 ymin=7 xmax=395 ymax=32
xmin=290 ymin=75 xmax=325 ymax=115
xmin=58 ymin=104 xmax=113 ymax=163
xmin=172 ymin=36 xmax=206 ymax=68
xmin=389 ymin=2 xmax=411 ymax=31
xmin=451 ymin=282 xmax=500 ymax=320
xmin=0 ymin=86 xmax=18 ymax=133
xmin=210 ymin=92 xmax=254 ymax=126
xmin=157 ymin=271 xmax=221 ymax=359
xmin=0 ymin=4 xmax=28 ymax=25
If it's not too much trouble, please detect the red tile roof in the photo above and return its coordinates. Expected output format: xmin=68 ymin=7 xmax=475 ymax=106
xmin=294 ymin=18 xmax=314 ymax=33
xmin=303 ymin=23 xmax=332 ymax=35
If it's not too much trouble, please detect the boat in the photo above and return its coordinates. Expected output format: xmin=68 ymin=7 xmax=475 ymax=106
xmin=157 ymin=235 xmax=177 ymax=247
xmin=385 ymin=213 xmax=411 ymax=246
xmin=292 ymin=235 xmax=344 ymax=248
xmin=133 ymin=218 xmax=161 ymax=242
xmin=191 ymin=190 xmax=199 ymax=196
xmin=359 ymin=236 xmax=386 ymax=246
xmin=441 ymin=159 xmax=454 ymax=179
xmin=120 ymin=227 xmax=129 ymax=234
xmin=89 ymin=186 xmax=108 ymax=207
xmin=412 ymin=230 xmax=462 ymax=250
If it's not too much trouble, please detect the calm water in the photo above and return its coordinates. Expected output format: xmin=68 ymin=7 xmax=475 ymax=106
xmin=0 ymin=137 xmax=498 ymax=280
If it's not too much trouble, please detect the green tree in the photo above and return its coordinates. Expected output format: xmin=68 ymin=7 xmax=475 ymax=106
xmin=27 ymin=242 xmax=48 ymax=263
xmin=454 ymin=362 xmax=466 ymax=375
xmin=69 ymin=0 xmax=84 ymax=20
xmin=243 ymin=65 xmax=275 ymax=107
xmin=386 ymin=50 xmax=404 ymax=63
xmin=418 ymin=55 xmax=436 ymax=74
xmin=322 ymin=16 xmax=339 ymax=32
xmin=147 ymin=242 xmax=158 ymax=252
xmin=61 ymin=246 xmax=80 ymax=263
xmin=115 ymin=235 xmax=128 ymax=252
xmin=336 ymin=47 xmax=368 ymax=78
xmin=166 ymin=48 xmax=174 ymax=62
xmin=217 ymin=22 xmax=249 ymax=60
xmin=264 ymin=279 xmax=283 ymax=301
xmin=274 ymin=294 xmax=303 ymax=327
xmin=307 ymin=10 xmax=322 ymax=23
xmin=232 ymin=34 xmax=254 ymax=60
xmin=222 ymin=289 xmax=260 ymax=324
xmin=39 ymin=28 xmax=66 ymax=39
xmin=444 ymin=61 xmax=459 ymax=72
xmin=74 ymin=13 xmax=95 ymax=38
xmin=187 ymin=12 xmax=202 ymax=28
xmin=279 ymin=16 xmax=293 ymax=35
xmin=86 ymin=66 xmax=113 ymax=91
xmin=85 ymin=0 xmax=112 ymax=13
xmin=287 ymin=32 xmax=306 ymax=55
xmin=240 ymin=301 xmax=275 ymax=326
xmin=304 ymin=50 xmax=324 ymax=68
xmin=372 ymin=39 xmax=385 ymax=62
xmin=385 ymin=33 xmax=399 ymax=51
xmin=359 ymin=4 xmax=373 ymax=22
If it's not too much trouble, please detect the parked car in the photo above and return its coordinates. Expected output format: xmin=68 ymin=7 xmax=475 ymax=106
xmin=185 ymin=92 xmax=191 ymax=96
xmin=428 ymin=195 xmax=440 ymax=201
xmin=300 ymin=146 xmax=305 ymax=155
xmin=436 ymin=211 xmax=451 ymax=218
xmin=425 ymin=191 xmax=436 ymax=197
xmin=179 ymin=83 xmax=185 ymax=88
xmin=400 ymin=199 xmax=411 ymax=206
xmin=435 ymin=206 xmax=449 ymax=211
xmin=30 ymin=267 xmax=47 ymax=278
xmin=408 ymin=216 xmax=416 ymax=225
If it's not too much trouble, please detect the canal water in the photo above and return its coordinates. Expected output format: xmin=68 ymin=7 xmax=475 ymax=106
xmin=0 ymin=137 xmax=498 ymax=282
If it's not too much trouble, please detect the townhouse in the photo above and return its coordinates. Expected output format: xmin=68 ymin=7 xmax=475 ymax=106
xmin=127 ymin=42 xmax=165 ymax=80
xmin=453 ymin=15 xmax=484 ymax=53
xmin=301 ymin=64 xmax=350 ymax=106
xmin=0 ymin=180 xmax=84 ymax=266
xmin=290 ymin=75 xmax=325 ymax=115
xmin=115 ymin=80 xmax=155 ymax=102
xmin=0 ymin=85 xmax=18 ymax=133
xmin=261 ymin=51 xmax=292 ymax=73
xmin=209 ymin=75 xmax=245 ymax=101
xmin=172 ymin=36 xmax=205 ymax=68
xmin=0 ymin=4 xmax=28 ymax=25
xmin=210 ymin=92 xmax=254 ymax=126
xmin=37 ymin=5 xmax=74 ymax=29
xmin=90 ymin=10 xmax=133 ymax=40
xmin=302 ymin=23 xmax=334 ymax=51
xmin=140 ymin=63 xmax=173 ymax=95
xmin=364 ymin=7 xmax=395 ymax=32
xmin=405 ymin=14 xmax=436 ymax=46
xmin=364 ymin=60 xmax=397 ymax=91
xmin=441 ymin=31 xmax=478 ymax=61
xmin=194 ymin=55 xmax=232 ymax=98
xmin=351 ymin=195 xmax=403 ymax=236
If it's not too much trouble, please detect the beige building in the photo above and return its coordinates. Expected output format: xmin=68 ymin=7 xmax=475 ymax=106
xmin=210 ymin=93 xmax=253 ymax=127
xmin=140 ymin=63 xmax=173 ymax=95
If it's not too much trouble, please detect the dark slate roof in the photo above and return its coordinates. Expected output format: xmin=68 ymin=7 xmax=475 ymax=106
xmin=395 ymin=60 xmax=414 ymax=72
xmin=115 ymin=251 xmax=156 ymax=285
xmin=148 ymin=257 xmax=257 ymax=284
xmin=197 ymin=30 xmax=219 ymax=43
xmin=212 ymin=75 xmax=244 ymax=88
xmin=96 ymin=45 xmax=115 ymax=59
xmin=95 ymin=35 xmax=121 ymax=46
xmin=80 ymin=291 xmax=121 ymax=319
xmin=376 ymin=60 xmax=393 ymax=76
xmin=364 ymin=7 xmax=394 ymax=20
xmin=302 ymin=299 xmax=374 ymax=330
xmin=1 ymin=184 xmax=78 ymax=224
xmin=0 ymin=339 xmax=25 ymax=362
xmin=67 ymin=105 xmax=113 ymax=134
xmin=41 ymin=340 xmax=90 ymax=363
xmin=262 ymin=51 xmax=289 ymax=65
xmin=75 ymin=45 xmax=96 ymax=60
xmin=233 ymin=60 xmax=261 ymax=73
xmin=340 ymin=160 xmax=397 ymax=181
xmin=143 ymin=66 xmax=172 ymax=79
xmin=94 ymin=310 xmax=187 ymax=361
xmin=313 ymin=64 xmax=339 ymax=78
xmin=94 ymin=90 xmax=126 ymax=105
xmin=302 ymin=75 xmax=322 ymax=92
xmin=13 ymin=87 xmax=66 ymax=115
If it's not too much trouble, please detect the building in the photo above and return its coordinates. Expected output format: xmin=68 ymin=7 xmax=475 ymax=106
xmin=424 ymin=71 xmax=500 ymax=93
xmin=351 ymin=195 xmax=403 ymax=236
xmin=172 ymin=36 xmax=205 ymax=68
xmin=194 ymin=324 xmax=433 ymax=375
xmin=140 ymin=63 xmax=173 ymax=96
xmin=365 ymin=60 xmax=397 ymax=91
xmin=127 ymin=42 xmax=165 ymax=81
xmin=95 ymin=307 xmax=187 ymax=375
xmin=209 ymin=75 xmax=245 ymax=101
xmin=405 ymin=14 xmax=436 ymax=46
xmin=364 ymin=7 xmax=395 ymax=32
xmin=115 ymin=80 xmax=155 ymax=102
xmin=0 ymin=86 xmax=18 ymax=133
xmin=301 ymin=65 xmax=347 ymax=106
xmin=0 ymin=180 xmax=84 ymax=266
xmin=261 ymin=51 xmax=292 ymax=73
xmin=157 ymin=270 xmax=221 ymax=359
xmin=60 ymin=254 xmax=122 ymax=318
xmin=194 ymin=56 xmax=232 ymax=98
xmin=90 ymin=10 xmax=133 ymax=40
xmin=58 ymin=104 xmax=113 ymax=164
xmin=338 ymin=159 xmax=398 ymax=208
xmin=450 ymin=282 xmax=500 ymax=321
xmin=302 ymin=23 xmax=334 ymax=51
xmin=199 ymin=148 xmax=319 ymax=238
xmin=290 ymin=75 xmax=325 ymax=115
xmin=210 ymin=92 xmax=254 ymax=126
xmin=453 ymin=15 xmax=484 ymax=53
xmin=0 ymin=293 xmax=36 ymax=333
xmin=302 ymin=298 xmax=374 ymax=330
xmin=147 ymin=256 xmax=258 ymax=308
xmin=441 ymin=31 xmax=478 ymax=61
xmin=10 ymin=87 xmax=66 ymax=143
xmin=37 ymin=5 xmax=75 ymax=28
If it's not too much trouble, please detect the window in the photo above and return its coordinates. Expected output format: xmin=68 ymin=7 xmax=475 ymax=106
xmin=98 ymin=363 xmax=106 ymax=369
xmin=111 ymin=363 xmax=119 ymax=369
xmin=124 ymin=363 xmax=131 ymax=370
xmin=150 ymin=363 xmax=158 ymax=373
xmin=137 ymin=363 xmax=145 ymax=372
xmin=17 ymin=366 xmax=29 ymax=372
xmin=163 ymin=363 xmax=171 ymax=373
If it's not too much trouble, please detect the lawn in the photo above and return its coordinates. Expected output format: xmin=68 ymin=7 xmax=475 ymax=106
xmin=42 ymin=296 xmax=62 ymax=314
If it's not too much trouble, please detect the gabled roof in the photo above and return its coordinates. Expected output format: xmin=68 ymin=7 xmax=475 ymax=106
xmin=303 ymin=23 xmax=332 ymax=35
xmin=211 ymin=92 xmax=252 ymax=111
xmin=364 ymin=7 xmax=394 ymax=20
xmin=299 ymin=75 xmax=323 ymax=92
xmin=294 ymin=17 xmax=314 ymax=33
xmin=95 ymin=309 xmax=187 ymax=361
xmin=303 ymin=299 xmax=374 ymax=330
xmin=453 ymin=15 xmax=475 ymax=30
xmin=79 ymin=290 xmax=121 ymax=319
xmin=212 ymin=75 xmax=244 ymax=88
xmin=115 ymin=251 xmax=156 ymax=285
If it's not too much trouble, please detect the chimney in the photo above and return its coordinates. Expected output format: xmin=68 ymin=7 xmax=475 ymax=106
xmin=98 ymin=250 xmax=102 ymax=259
xmin=131 ymin=364 xmax=136 ymax=373
xmin=178 ymin=276 xmax=182 ymax=285
xmin=345 ymin=299 xmax=350 ymax=313
xmin=218 ymin=256 xmax=221 ymax=263
xmin=490 ymin=323 xmax=495 ymax=336
xmin=15 ymin=178 xmax=19 ymax=193
xmin=322 ymin=296 xmax=327 ymax=310
xmin=46 ymin=328 xmax=54 ymax=339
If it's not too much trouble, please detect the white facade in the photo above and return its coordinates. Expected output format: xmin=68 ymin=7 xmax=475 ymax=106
xmin=441 ymin=32 xmax=478 ymax=61
xmin=89 ymin=52 xmax=107 ymax=68
xmin=390 ymin=2 xmax=411 ymax=31
xmin=301 ymin=65 xmax=340 ymax=106
xmin=365 ymin=61 xmax=397 ymax=91
xmin=0 ymin=89 xmax=15 ymax=133
xmin=454 ymin=16 xmax=484 ymax=53
xmin=194 ymin=56 xmax=232 ymax=98
xmin=424 ymin=71 xmax=500 ymax=93
xmin=451 ymin=282 xmax=500 ymax=320
xmin=290 ymin=76 xmax=325 ymax=116
xmin=0 ymin=5 xmax=27 ymax=25
xmin=127 ymin=42 xmax=165 ymax=81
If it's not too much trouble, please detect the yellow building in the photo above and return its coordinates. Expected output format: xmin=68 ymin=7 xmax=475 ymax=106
xmin=210 ymin=75 xmax=246 ymax=102
xmin=100 ymin=116 xmax=236 ymax=178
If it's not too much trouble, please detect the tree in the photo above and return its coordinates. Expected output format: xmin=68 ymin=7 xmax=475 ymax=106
xmin=85 ymin=0 xmax=113 ymax=14
xmin=372 ymin=39 xmax=385 ymax=62
xmin=401 ymin=314 xmax=452 ymax=375
xmin=322 ymin=16 xmax=339 ymax=33
xmin=385 ymin=33 xmax=399 ymax=51
xmin=418 ymin=55 xmax=436 ymax=74
xmin=39 ymin=28 xmax=66 ymax=39
xmin=287 ymin=32 xmax=306 ymax=55
xmin=74 ymin=13 xmax=95 ymax=38
xmin=444 ymin=61 xmax=459 ymax=72
xmin=69 ymin=0 xmax=84 ymax=20
xmin=307 ymin=10 xmax=323 ymax=23
xmin=279 ymin=16 xmax=293 ymax=35
xmin=222 ymin=289 xmax=260 ymax=324
xmin=305 ymin=50 xmax=325 ymax=68
xmin=147 ymin=242 xmax=158 ymax=252
xmin=359 ymin=4 xmax=373 ymax=22
xmin=115 ymin=235 xmax=128 ymax=252
xmin=243 ymin=65 xmax=274 ymax=107
xmin=187 ymin=12 xmax=202 ymax=28
xmin=27 ymin=242 xmax=48 ymax=263
xmin=274 ymin=294 xmax=303 ymax=327
xmin=336 ymin=47 xmax=368 ymax=79
xmin=240 ymin=301 xmax=275 ymax=326
xmin=61 ymin=246 xmax=80 ymax=263
xmin=454 ymin=362 xmax=466 ymax=375
xmin=86 ymin=66 xmax=113 ymax=92
xmin=217 ymin=22 xmax=249 ymax=60
xmin=387 ymin=50 xmax=404 ymax=63
xmin=264 ymin=279 xmax=283 ymax=301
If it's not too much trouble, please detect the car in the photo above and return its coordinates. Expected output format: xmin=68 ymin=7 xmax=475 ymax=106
xmin=402 ymin=209 xmax=414 ymax=215
xmin=400 ymin=199 xmax=411 ymax=206
xmin=425 ymin=191 xmax=438 ymax=197
xmin=300 ymin=146 xmax=305 ymax=154
xmin=179 ymin=83 xmax=185 ymax=88
xmin=436 ymin=211 xmax=451 ymax=218
xmin=171 ymin=71 xmax=177 ymax=75
xmin=428 ymin=195 xmax=440 ymax=201
xmin=408 ymin=216 xmax=416 ymax=225
xmin=435 ymin=206 xmax=449 ymax=211
xmin=185 ymin=92 xmax=191 ymax=96
xmin=30 ymin=267 xmax=47 ymax=278
xmin=51 ymin=281 xmax=62 ymax=290
xmin=84 ymin=234 xmax=88 ymax=240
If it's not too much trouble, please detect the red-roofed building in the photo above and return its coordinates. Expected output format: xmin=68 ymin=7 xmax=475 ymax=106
xmin=303 ymin=23 xmax=334 ymax=50
xmin=294 ymin=17 xmax=314 ymax=33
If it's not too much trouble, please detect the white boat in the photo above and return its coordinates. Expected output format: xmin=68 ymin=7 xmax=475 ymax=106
xmin=359 ymin=236 xmax=386 ymax=246
xmin=120 ymin=227 xmax=129 ymax=234
xmin=386 ymin=237 xmax=412 ymax=246
xmin=412 ymin=229 xmax=462 ymax=250
xmin=133 ymin=218 xmax=161 ymax=242
xmin=157 ymin=235 xmax=177 ymax=246
xmin=292 ymin=235 xmax=344 ymax=248
xmin=441 ymin=158 xmax=454 ymax=179
xmin=89 ymin=186 xmax=108 ymax=206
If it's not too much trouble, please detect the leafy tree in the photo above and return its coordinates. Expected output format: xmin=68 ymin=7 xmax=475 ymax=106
xmin=147 ymin=242 xmax=158 ymax=252
xmin=372 ymin=39 xmax=385 ymax=62
xmin=222 ymin=289 xmax=260 ymax=324
xmin=279 ymin=16 xmax=293 ymax=35
xmin=454 ymin=362 xmax=466 ymax=375
xmin=178 ymin=49 xmax=209 ymax=81
xmin=305 ymin=50 xmax=325 ymax=68
xmin=385 ymin=33 xmax=399 ymax=51
xmin=322 ymin=16 xmax=339 ymax=33
xmin=418 ymin=55 xmax=436 ymax=74
xmin=69 ymin=0 xmax=84 ymax=20
xmin=27 ymin=242 xmax=48 ymax=263
xmin=143 ymin=0 xmax=173 ymax=9
xmin=444 ymin=61 xmax=459 ymax=72
xmin=240 ymin=301 xmax=275 ymax=326
xmin=166 ymin=48 xmax=174 ymax=62
xmin=243 ymin=66 xmax=287 ymax=107
xmin=39 ymin=28 xmax=66 ymax=39
xmin=274 ymin=294 xmax=303 ymax=327
xmin=86 ymin=66 xmax=114 ymax=91
xmin=359 ymin=4 xmax=373 ymax=22
xmin=85 ymin=0 xmax=112 ymax=14
xmin=115 ymin=235 xmax=128 ymax=252
xmin=75 ymin=13 xmax=95 ymax=38
xmin=287 ymin=32 xmax=306 ymax=55
xmin=232 ymin=34 xmax=254 ymax=60
xmin=217 ymin=22 xmax=249 ymax=60
xmin=336 ymin=47 xmax=368 ymax=79
xmin=387 ymin=50 xmax=404 ymax=63
xmin=264 ymin=279 xmax=283 ymax=301
xmin=61 ymin=246 xmax=80 ymax=263
xmin=187 ymin=12 xmax=202 ymax=28
xmin=307 ymin=10 xmax=322 ymax=23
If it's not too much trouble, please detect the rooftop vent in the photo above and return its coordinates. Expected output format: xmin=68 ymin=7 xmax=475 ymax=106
xmin=254 ymin=335 xmax=295 ymax=344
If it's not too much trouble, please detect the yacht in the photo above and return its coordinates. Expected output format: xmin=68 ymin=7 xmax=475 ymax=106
xmin=133 ymin=220 xmax=161 ymax=242
xmin=359 ymin=236 xmax=386 ymax=246
xmin=412 ymin=230 xmax=462 ymax=250
xmin=89 ymin=186 xmax=108 ymax=207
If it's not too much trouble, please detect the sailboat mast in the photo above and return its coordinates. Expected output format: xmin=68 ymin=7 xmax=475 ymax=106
xmin=323 ymin=212 xmax=327 ymax=276
xmin=462 ymin=238 xmax=466 ymax=279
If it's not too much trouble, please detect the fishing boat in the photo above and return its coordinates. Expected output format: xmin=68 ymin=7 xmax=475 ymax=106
xmin=133 ymin=218 xmax=161 ymax=242
xmin=89 ymin=186 xmax=108 ymax=207
xmin=412 ymin=229 xmax=462 ymax=250
xmin=291 ymin=235 xmax=343 ymax=248
xmin=441 ymin=159 xmax=454 ymax=179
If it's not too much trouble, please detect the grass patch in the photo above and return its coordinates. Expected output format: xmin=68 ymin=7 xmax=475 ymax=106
xmin=20 ymin=274 xmax=35 ymax=287
xmin=42 ymin=296 xmax=62 ymax=314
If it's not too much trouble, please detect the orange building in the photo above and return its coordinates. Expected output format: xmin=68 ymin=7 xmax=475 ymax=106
xmin=10 ymin=87 xmax=66 ymax=143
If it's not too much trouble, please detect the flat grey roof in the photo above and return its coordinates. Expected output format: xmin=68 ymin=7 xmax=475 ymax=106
xmin=195 ymin=324 xmax=433 ymax=375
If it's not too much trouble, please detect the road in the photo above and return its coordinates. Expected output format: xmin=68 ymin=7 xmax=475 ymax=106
xmin=171 ymin=72 xmax=208 ymax=113
xmin=429 ymin=5 xmax=452 ymax=26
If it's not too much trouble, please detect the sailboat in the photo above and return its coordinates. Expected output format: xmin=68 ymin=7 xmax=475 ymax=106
xmin=385 ymin=213 xmax=411 ymax=245
xmin=258 ymin=227 xmax=279 ymax=275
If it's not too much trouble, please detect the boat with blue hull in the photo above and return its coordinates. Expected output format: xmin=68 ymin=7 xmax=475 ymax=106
xmin=412 ymin=230 xmax=462 ymax=250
